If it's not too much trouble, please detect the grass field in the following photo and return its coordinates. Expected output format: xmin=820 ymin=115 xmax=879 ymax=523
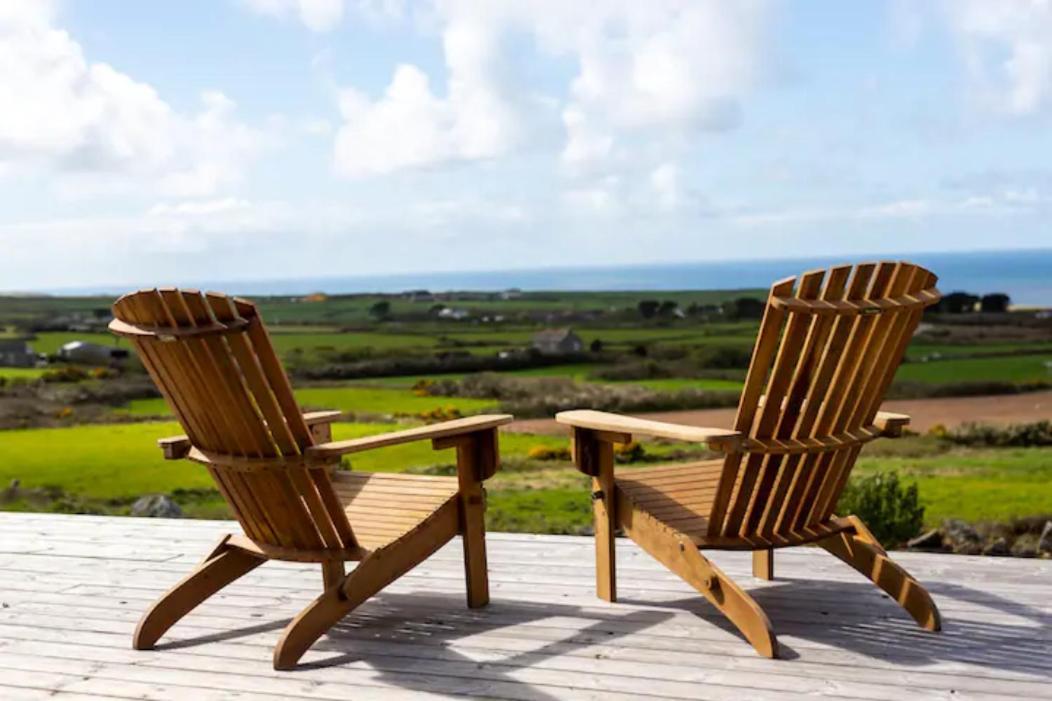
xmin=855 ymin=446 xmax=1052 ymax=524
xmin=116 ymin=385 xmax=497 ymax=418
xmin=0 ymin=421 xmax=561 ymax=499
xmin=896 ymin=354 xmax=1052 ymax=384
xmin=2 ymin=419 xmax=1049 ymax=531
xmin=0 ymin=367 xmax=47 ymax=381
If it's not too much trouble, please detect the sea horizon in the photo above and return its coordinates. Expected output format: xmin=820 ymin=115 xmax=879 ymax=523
xmin=13 ymin=247 xmax=1052 ymax=307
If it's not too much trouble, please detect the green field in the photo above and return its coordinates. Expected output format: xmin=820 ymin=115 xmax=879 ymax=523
xmin=2 ymin=418 xmax=1049 ymax=531
xmin=0 ymin=367 xmax=47 ymax=381
xmin=856 ymin=447 xmax=1052 ymax=524
xmin=117 ymin=385 xmax=497 ymax=418
xmin=896 ymin=354 xmax=1052 ymax=384
xmin=0 ymin=421 xmax=556 ymax=499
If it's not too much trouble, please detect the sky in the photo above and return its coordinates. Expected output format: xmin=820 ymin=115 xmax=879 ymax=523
xmin=1 ymin=0 xmax=1052 ymax=291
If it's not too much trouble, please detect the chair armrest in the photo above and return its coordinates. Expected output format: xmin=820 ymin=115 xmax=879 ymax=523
xmin=555 ymin=410 xmax=742 ymax=452
xmin=157 ymin=410 xmax=346 ymax=460
xmin=305 ymin=414 xmax=514 ymax=460
xmin=303 ymin=410 xmax=343 ymax=426
xmin=158 ymin=435 xmax=192 ymax=460
xmin=874 ymin=410 xmax=910 ymax=437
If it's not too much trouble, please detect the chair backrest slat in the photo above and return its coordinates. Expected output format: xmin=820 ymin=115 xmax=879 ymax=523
xmin=708 ymin=262 xmax=939 ymax=539
xmin=755 ymin=266 xmax=851 ymax=538
xmin=112 ymin=289 xmax=357 ymax=555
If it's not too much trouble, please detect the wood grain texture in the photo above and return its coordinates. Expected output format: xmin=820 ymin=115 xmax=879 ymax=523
xmin=109 ymin=288 xmax=508 ymax=670
xmin=2 ymin=513 xmax=1050 ymax=700
xmin=558 ymin=263 xmax=945 ymax=662
xmin=557 ymin=410 xmax=742 ymax=450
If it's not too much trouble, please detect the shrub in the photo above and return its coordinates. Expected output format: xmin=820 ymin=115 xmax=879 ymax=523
xmin=837 ymin=472 xmax=924 ymax=548
xmin=614 ymin=441 xmax=645 ymax=463
xmin=527 ymin=445 xmax=572 ymax=461
xmin=417 ymin=405 xmax=462 ymax=423
xmin=694 ymin=346 xmax=752 ymax=370
xmin=942 ymin=421 xmax=1052 ymax=447
xmin=41 ymin=366 xmax=88 ymax=383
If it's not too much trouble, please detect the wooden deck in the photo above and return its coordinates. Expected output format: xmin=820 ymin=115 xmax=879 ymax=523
xmin=0 ymin=513 xmax=1049 ymax=700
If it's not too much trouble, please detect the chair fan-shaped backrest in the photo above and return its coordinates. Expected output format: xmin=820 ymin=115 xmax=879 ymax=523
xmin=707 ymin=262 xmax=939 ymax=540
xmin=111 ymin=289 xmax=357 ymax=556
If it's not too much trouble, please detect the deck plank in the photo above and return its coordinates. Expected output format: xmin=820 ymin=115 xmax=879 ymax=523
xmin=0 ymin=513 xmax=1049 ymax=699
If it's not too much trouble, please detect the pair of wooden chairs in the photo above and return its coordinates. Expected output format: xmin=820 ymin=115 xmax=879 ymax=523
xmin=110 ymin=261 xmax=942 ymax=669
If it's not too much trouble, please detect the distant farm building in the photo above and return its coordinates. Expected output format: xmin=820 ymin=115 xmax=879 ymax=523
xmin=437 ymin=307 xmax=470 ymax=320
xmin=0 ymin=339 xmax=39 ymax=368
xmin=406 ymin=290 xmax=435 ymax=303
xmin=531 ymin=328 xmax=583 ymax=356
xmin=58 ymin=341 xmax=129 ymax=366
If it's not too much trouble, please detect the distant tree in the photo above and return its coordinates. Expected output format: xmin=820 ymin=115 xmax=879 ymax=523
xmin=980 ymin=293 xmax=1011 ymax=313
xmin=658 ymin=300 xmax=679 ymax=317
xmin=637 ymin=300 xmax=660 ymax=319
xmin=938 ymin=292 xmax=979 ymax=314
xmin=590 ymin=339 xmax=604 ymax=353
xmin=369 ymin=300 xmax=391 ymax=320
xmin=428 ymin=304 xmax=447 ymax=316
xmin=722 ymin=297 xmax=764 ymax=320
xmin=632 ymin=344 xmax=648 ymax=357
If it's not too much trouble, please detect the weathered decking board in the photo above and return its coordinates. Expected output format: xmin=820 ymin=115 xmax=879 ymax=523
xmin=0 ymin=513 xmax=1048 ymax=700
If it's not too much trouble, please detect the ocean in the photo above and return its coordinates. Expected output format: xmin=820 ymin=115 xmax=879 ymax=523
xmin=210 ymin=249 xmax=1052 ymax=306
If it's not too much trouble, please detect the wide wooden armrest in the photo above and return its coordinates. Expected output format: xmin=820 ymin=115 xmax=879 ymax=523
xmin=306 ymin=414 xmax=514 ymax=460
xmin=303 ymin=410 xmax=343 ymax=425
xmin=158 ymin=410 xmax=347 ymax=460
xmin=874 ymin=410 xmax=910 ymax=437
xmin=556 ymin=410 xmax=742 ymax=452
xmin=158 ymin=435 xmax=192 ymax=460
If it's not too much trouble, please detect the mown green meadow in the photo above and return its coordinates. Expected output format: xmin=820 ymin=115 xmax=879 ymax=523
xmin=116 ymin=386 xmax=496 ymax=419
xmin=1 ymin=419 xmax=1049 ymax=532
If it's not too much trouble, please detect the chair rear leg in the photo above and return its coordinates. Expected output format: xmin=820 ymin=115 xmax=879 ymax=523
xmin=818 ymin=525 xmax=941 ymax=632
xmin=134 ymin=535 xmax=265 ymax=650
xmin=273 ymin=502 xmax=459 ymax=670
xmin=752 ymin=549 xmax=774 ymax=580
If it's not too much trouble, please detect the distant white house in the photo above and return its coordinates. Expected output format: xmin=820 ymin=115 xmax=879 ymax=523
xmin=0 ymin=339 xmax=40 ymax=368
xmin=437 ymin=307 xmax=470 ymax=321
xmin=531 ymin=328 xmax=583 ymax=356
xmin=58 ymin=341 xmax=129 ymax=366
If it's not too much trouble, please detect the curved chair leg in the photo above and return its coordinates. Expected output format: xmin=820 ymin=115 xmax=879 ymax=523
xmin=618 ymin=496 xmax=778 ymax=658
xmin=818 ymin=526 xmax=942 ymax=632
xmin=134 ymin=535 xmax=265 ymax=650
xmin=273 ymin=502 xmax=459 ymax=670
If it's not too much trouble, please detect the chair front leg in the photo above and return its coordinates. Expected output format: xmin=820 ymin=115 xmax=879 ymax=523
xmin=573 ymin=428 xmax=618 ymax=602
xmin=455 ymin=430 xmax=496 ymax=608
xmin=273 ymin=500 xmax=460 ymax=670
xmin=619 ymin=494 xmax=778 ymax=658
xmin=134 ymin=534 xmax=265 ymax=650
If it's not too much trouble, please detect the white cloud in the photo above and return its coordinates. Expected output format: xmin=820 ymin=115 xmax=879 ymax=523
xmin=241 ymin=0 xmax=345 ymax=31
xmin=731 ymin=189 xmax=1048 ymax=228
xmin=0 ymin=1 xmax=266 ymax=196
xmin=941 ymin=0 xmax=1052 ymax=116
xmin=331 ymin=1 xmax=771 ymax=183
xmin=649 ymin=162 xmax=681 ymax=210
xmin=333 ymin=13 xmax=527 ymax=176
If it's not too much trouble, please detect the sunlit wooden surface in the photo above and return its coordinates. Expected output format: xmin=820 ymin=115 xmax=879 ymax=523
xmin=0 ymin=512 xmax=1048 ymax=700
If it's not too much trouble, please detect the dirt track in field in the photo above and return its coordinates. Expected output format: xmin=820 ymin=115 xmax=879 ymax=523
xmin=506 ymin=390 xmax=1052 ymax=436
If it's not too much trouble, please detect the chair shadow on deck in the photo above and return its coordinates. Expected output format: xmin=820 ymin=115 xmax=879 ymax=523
xmin=150 ymin=589 xmax=675 ymax=699
xmin=304 ymin=591 xmax=676 ymax=699
xmin=624 ymin=575 xmax=1050 ymax=678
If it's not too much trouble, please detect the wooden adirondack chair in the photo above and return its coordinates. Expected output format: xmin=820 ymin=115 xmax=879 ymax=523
xmin=109 ymin=289 xmax=512 ymax=669
xmin=556 ymin=261 xmax=942 ymax=658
